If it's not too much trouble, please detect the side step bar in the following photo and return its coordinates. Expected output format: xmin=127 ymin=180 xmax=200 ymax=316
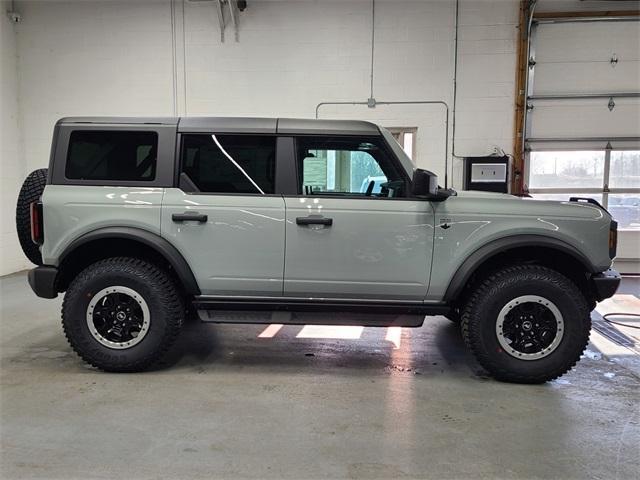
xmin=197 ymin=310 xmax=427 ymax=327
xmin=192 ymin=297 xmax=450 ymax=327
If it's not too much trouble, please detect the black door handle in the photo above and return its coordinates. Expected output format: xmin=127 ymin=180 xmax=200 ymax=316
xmin=296 ymin=216 xmax=333 ymax=226
xmin=172 ymin=212 xmax=208 ymax=223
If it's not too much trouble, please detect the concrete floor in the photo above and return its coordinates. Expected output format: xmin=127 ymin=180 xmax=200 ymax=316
xmin=1 ymin=271 xmax=639 ymax=480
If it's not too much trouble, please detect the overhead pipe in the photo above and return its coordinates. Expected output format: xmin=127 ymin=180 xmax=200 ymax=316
xmin=369 ymin=0 xmax=375 ymax=101
xmin=227 ymin=0 xmax=239 ymax=41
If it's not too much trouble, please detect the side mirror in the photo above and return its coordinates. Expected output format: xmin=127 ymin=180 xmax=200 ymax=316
xmin=411 ymin=169 xmax=438 ymax=197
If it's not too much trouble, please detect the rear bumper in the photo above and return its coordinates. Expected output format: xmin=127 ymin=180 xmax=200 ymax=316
xmin=590 ymin=268 xmax=621 ymax=301
xmin=28 ymin=266 xmax=58 ymax=299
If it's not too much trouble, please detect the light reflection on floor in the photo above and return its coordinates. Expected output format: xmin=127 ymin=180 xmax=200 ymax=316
xmin=296 ymin=325 xmax=365 ymax=340
xmin=258 ymin=323 xmax=404 ymax=348
xmin=257 ymin=323 xmax=283 ymax=338
xmin=255 ymin=320 xmax=418 ymax=461
xmin=385 ymin=326 xmax=403 ymax=349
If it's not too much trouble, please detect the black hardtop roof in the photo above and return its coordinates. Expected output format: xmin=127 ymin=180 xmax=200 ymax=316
xmin=56 ymin=116 xmax=381 ymax=136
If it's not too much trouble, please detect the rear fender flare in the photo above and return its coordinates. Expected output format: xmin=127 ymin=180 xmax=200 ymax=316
xmin=58 ymin=227 xmax=200 ymax=295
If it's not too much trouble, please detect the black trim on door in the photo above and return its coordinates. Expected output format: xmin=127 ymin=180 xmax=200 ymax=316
xmin=296 ymin=216 xmax=333 ymax=226
xmin=172 ymin=212 xmax=208 ymax=223
xmin=275 ymin=136 xmax=298 ymax=195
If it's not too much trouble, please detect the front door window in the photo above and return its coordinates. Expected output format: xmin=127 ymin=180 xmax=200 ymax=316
xmin=296 ymin=136 xmax=407 ymax=198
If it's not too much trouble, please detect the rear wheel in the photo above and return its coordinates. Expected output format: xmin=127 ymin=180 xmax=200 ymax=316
xmin=62 ymin=257 xmax=184 ymax=372
xmin=461 ymin=265 xmax=590 ymax=383
xmin=15 ymin=168 xmax=48 ymax=265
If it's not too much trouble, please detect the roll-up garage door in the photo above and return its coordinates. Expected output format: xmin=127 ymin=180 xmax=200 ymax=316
xmin=524 ymin=18 xmax=640 ymax=273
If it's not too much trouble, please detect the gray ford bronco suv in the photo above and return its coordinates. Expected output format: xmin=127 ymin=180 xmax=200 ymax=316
xmin=17 ymin=116 xmax=620 ymax=383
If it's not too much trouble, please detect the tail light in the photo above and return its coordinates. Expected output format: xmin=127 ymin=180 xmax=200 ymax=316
xmin=30 ymin=201 xmax=44 ymax=245
xmin=609 ymin=220 xmax=618 ymax=259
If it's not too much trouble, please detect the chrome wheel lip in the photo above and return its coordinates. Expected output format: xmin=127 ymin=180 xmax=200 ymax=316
xmin=496 ymin=295 xmax=564 ymax=361
xmin=86 ymin=286 xmax=150 ymax=350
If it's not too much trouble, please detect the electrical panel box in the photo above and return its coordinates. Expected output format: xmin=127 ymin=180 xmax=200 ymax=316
xmin=463 ymin=156 xmax=509 ymax=193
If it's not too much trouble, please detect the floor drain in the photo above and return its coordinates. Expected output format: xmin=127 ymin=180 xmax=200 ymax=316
xmin=592 ymin=312 xmax=640 ymax=355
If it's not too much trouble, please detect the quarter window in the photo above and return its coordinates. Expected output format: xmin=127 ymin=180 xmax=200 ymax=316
xmin=181 ymin=135 xmax=276 ymax=194
xmin=296 ymin=137 xmax=405 ymax=197
xmin=66 ymin=131 xmax=157 ymax=181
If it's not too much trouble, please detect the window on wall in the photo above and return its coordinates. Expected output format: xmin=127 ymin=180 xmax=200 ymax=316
xmin=528 ymin=149 xmax=640 ymax=230
xmin=387 ymin=127 xmax=417 ymax=160
xmin=529 ymin=151 xmax=604 ymax=189
xmin=296 ymin=136 xmax=406 ymax=198
xmin=181 ymin=134 xmax=276 ymax=194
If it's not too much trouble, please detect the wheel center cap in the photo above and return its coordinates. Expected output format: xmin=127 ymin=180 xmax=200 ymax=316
xmin=522 ymin=320 xmax=533 ymax=331
xmin=116 ymin=311 xmax=126 ymax=321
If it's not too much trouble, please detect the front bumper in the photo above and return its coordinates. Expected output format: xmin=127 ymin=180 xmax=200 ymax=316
xmin=590 ymin=268 xmax=621 ymax=301
xmin=28 ymin=266 xmax=58 ymax=299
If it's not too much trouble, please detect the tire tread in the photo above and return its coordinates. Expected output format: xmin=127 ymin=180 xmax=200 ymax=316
xmin=460 ymin=264 xmax=591 ymax=384
xmin=62 ymin=257 xmax=184 ymax=372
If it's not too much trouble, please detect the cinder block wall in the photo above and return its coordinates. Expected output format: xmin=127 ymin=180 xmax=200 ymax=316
xmin=1 ymin=1 xmax=27 ymax=275
xmin=3 ymin=0 xmax=520 ymax=275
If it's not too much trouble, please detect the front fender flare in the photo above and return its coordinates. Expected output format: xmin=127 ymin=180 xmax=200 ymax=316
xmin=443 ymin=234 xmax=598 ymax=302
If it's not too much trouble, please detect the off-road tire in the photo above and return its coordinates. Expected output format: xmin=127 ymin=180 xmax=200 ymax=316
xmin=461 ymin=265 xmax=590 ymax=384
xmin=16 ymin=168 xmax=48 ymax=265
xmin=62 ymin=257 xmax=184 ymax=372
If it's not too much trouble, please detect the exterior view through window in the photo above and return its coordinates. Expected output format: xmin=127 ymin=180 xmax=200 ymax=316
xmin=387 ymin=127 xmax=417 ymax=160
xmin=297 ymin=136 xmax=405 ymax=197
xmin=529 ymin=150 xmax=640 ymax=230
xmin=65 ymin=130 xmax=157 ymax=181
xmin=181 ymin=134 xmax=276 ymax=194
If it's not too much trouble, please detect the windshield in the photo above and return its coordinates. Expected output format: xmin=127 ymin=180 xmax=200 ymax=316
xmin=379 ymin=126 xmax=415 ymax=178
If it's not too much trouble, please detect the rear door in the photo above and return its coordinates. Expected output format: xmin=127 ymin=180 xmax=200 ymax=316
xmin=161 ymin=133 xmax=285 ymax=296
xmin=283 ymin=135 xmax=435 ymax=301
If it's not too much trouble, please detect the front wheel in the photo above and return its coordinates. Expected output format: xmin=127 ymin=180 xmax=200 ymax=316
xmin=461 ymin=265 xmax=590 ymax=384
xmin=62 ymin=257 xmax=184 ymax=372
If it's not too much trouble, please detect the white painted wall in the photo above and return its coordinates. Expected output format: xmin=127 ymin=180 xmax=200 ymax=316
xmin=0 ymin=1 xmax=29 ymax=275
xmin=6 ymin=0 xmax=520 ymax=273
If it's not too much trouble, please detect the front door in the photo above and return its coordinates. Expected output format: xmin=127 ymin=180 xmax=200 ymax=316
xmin=162 ymin=133 xmax=285 ymax=296
xmin=283 ymin=135 xmax=435 ymax=301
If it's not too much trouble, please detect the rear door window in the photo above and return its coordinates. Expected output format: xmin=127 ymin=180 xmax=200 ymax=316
xmin=66 ymin=131 xmax=158 ymax=181
xmin=181 ymin=134 xmax=276 ymax=194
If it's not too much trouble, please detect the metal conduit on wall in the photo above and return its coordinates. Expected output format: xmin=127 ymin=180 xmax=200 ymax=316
xmin=314 ymin=0 xmax=468 ymax=190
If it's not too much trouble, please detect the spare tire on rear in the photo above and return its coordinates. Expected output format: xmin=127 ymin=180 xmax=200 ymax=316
xmin=16 ymin=168 xmax=48 ymax=266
